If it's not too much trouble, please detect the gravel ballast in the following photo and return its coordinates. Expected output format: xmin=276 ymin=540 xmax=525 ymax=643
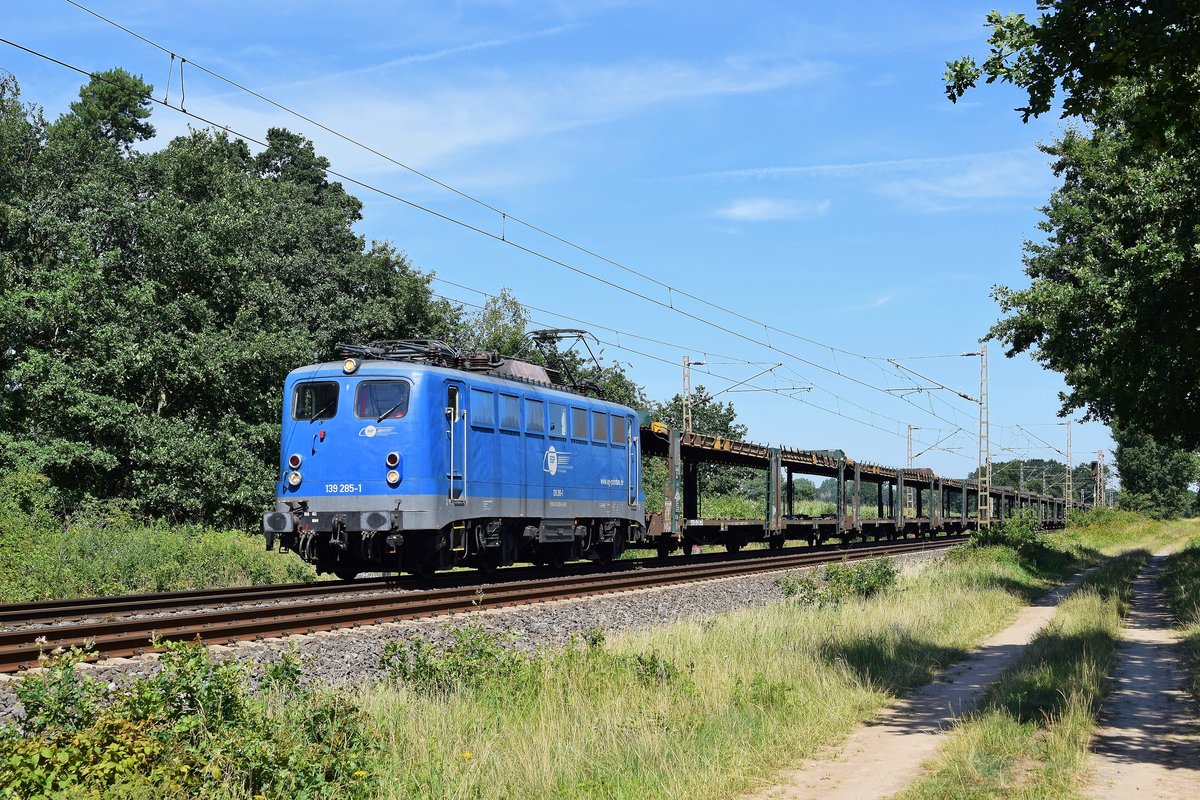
xmin=0 ymin=549 xmax=946 ymax=720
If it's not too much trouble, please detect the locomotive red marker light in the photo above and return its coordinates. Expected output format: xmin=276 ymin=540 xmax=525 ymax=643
xmin=319 ymin=430 xmax=326 ymax=441
xmin=288 ymin=453 xmax=303 ymax=469
xmin=385 ymin=451 xmax=400 ymax=468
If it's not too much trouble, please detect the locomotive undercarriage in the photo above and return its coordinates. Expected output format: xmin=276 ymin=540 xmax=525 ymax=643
xmin=272 ymin=516 xmax=642 ymax=579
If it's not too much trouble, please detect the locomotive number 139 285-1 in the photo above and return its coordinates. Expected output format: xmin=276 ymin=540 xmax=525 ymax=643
xmin=325 ymin=483 xmax=363 ymax=494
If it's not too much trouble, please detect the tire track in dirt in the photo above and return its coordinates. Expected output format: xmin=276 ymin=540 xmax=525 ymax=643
xmin=742 ymin=568 xmax=1097 ymax=800
xmin=1086 ymin=553 xmax=1200 ymax=799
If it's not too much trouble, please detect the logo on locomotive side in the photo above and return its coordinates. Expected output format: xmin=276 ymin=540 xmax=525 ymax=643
xmin=358 ymin=425 xmax=396 ymax=438
xmin=543 ymin=446 xmax=572 ymax=476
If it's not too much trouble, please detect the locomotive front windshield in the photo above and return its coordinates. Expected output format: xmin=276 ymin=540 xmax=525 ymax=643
xmin=292 ymin=381 xmax=339 ymax=420
xmin=355 ymin=380 xmax=411 ymax=420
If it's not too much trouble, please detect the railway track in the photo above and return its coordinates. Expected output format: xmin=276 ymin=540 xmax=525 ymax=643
xmin=0 ymin=536 xmax=964 ymax=673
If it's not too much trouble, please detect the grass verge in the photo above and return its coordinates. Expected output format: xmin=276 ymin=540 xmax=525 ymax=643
xmin=895 ymin=548 xmax=1151 ymax=800
xmin=1162 ymin=535 xmax=1200 ymax=702
xmin=361 ymin=518 xmax=1161 ymax=800
xmin=0 ymin=513 xmax=1173 ymax=798
xmin=0 ymin=502 xmax=314 ymax=603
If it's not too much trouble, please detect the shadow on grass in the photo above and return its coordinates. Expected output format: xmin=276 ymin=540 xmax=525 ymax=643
xmin=1179 ymin=628 xmax=1200 ymax=705
xmin=1021 ymin=541 xmax=1098 ymax=581
xmin=985 ymin=629 xmax=1113 ymax=724
xmin=819 ymin=632 xmax=972 ymax=695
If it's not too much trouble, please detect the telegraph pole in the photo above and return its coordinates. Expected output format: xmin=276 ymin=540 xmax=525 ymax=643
xmin=682 ymin=355 xmax=706 ymax=434
xmin=906 ymin=425 xmax=919 ymax=517
xmin=1061 ymin=420 xmax=1073 ymax=511
xmin=977 ymin=345 xmax=991 ymax=526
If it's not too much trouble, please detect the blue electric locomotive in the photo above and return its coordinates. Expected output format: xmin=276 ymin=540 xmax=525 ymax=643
xmin=262 ymin=340 xmax=646 ymax=577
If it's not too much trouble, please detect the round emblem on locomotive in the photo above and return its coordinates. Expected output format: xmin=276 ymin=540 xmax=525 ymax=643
xmin=544 ymin=446 xmax=558 ymax=475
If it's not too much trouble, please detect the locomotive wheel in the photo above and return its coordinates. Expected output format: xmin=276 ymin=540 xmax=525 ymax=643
xmin=334 ymin=570 xmax=359 ymax=581
xmin=594 ymin=542 xmax=619 ymax=566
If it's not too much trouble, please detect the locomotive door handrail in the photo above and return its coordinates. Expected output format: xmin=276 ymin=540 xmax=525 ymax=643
xmin=446 ymin=382 xmax=467 ymax=505
xmin=627 ymin=416 xmax=638 ymax=508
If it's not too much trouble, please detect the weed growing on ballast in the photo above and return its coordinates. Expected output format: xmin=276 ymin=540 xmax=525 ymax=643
xmin=775 ymin=557 xmax=899 ymax=606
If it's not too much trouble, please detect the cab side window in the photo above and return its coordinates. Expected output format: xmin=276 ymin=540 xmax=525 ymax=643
xmin=292 ymin=381 xmax=338 ymax=420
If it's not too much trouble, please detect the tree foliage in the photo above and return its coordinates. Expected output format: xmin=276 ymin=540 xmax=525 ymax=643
xmin=986 ymin=98 xmax=1200 ymax=446
xmin=650 ymin=387 xmax=755 ymax=498
xmin=951 ymin=4 xmax=1200 ymax=450
xmin=945 ymin=1 xmax=1200 ymax=143
xmin=0 ymin=71 xmax=458 ymax=523
xmin=967 ymin=458 xmax=1096 ymax=503
xmin=1112 ymin=422 xmax=1200 ymax=518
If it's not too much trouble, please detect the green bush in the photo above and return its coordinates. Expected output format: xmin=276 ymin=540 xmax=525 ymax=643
xmin=0 ymin=641 xmax=375 ymax=799
xmin=775 ymin=557 xmax=899 ymax=606
xmin=973 ymin=509 xmax=1041 ymax=554
xmin=0 ymin=495 xmax=314 ymax=603
xmin=379 ymin=626 xmax=540 ymax=696
xmin=697 ymin=494 xmax=835 ymax=519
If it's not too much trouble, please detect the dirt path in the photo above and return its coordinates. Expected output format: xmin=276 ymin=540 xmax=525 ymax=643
xmin=743 ymin=569 xmax=1096 ymax=800
xmin=1086 ymin=553 xmax=1200 ymax=799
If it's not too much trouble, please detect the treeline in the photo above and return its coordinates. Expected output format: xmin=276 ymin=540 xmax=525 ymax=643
xmin=0 ymin=69 xmax=650 ymax=525
xmin=0 ymin=68 xmax=757 ymax=526
xmin=967 ymin=445 xmax=1200 ymax=519
xmin=5 ymin=67 xmax=1193 ymax=528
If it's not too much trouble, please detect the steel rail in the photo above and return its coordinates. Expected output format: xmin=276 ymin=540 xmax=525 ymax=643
xmin=0 ymin=537 xmax=962 ymax=673
xmin=0 ymin=537 xmax=937 ymax=626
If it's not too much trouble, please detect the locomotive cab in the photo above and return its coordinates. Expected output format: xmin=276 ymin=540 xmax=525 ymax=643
xmin=264 ymin=340 xmax=645 ymax=578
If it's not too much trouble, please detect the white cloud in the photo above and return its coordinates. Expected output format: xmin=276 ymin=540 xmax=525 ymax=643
xmin=715 ymin=197 xmax=830 ymax=221
xmin=837 ymin=293 xmax=895 ymax=313
xmin=275 ymin=24 xmax=584 ymax=86
xmin=679 ymin=150 xmax=1033 ymax=181
xmin=152 ymin=56 xmax=832 ymax=185
xmin=676 ymin=149 xmax=1053 ymax=214
xmin=875 ymin=151 xmax=1052 ymax=212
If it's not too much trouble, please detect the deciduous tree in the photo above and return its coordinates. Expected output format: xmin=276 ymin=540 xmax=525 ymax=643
xmin=945 ymin=1 xmax=1200 ymax=143
xmin=1112 ymin=422 xmax=1200 ymax=518
xmin=0 ymin=71 xmax=458 ymax=523
xmin=950 ymin=4 xmax=1200 ymax=449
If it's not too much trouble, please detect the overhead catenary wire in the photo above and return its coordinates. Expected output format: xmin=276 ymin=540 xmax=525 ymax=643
xmin=59 ymin=0 xmax=914 ymax=364
xmin=430 ymin=276 xmax=958 ymax=436
xmin=55 ymin=0 xmax=988 ymax=409
xmin=0 ymin=34 xmax=983 ymax=459
xmin=437 ymin=289 xmax=975 ymax=460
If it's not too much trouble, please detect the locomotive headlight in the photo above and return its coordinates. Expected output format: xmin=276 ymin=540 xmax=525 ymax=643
xmin=288 ymin=453 xmax=303 ymax=469
xmin=386 ymin=469 xmax=400 ymax=485
xmin=342 ymin=358 xmax=360 ymax=374
xmin=287 ymin=470 xmax=303 ymax=488
xmin=385 ymin=451 xmax=400 ymax=468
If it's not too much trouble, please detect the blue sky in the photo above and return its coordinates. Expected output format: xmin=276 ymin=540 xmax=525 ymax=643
xmin=2 ymin=1 xmax=1111 ymax=487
